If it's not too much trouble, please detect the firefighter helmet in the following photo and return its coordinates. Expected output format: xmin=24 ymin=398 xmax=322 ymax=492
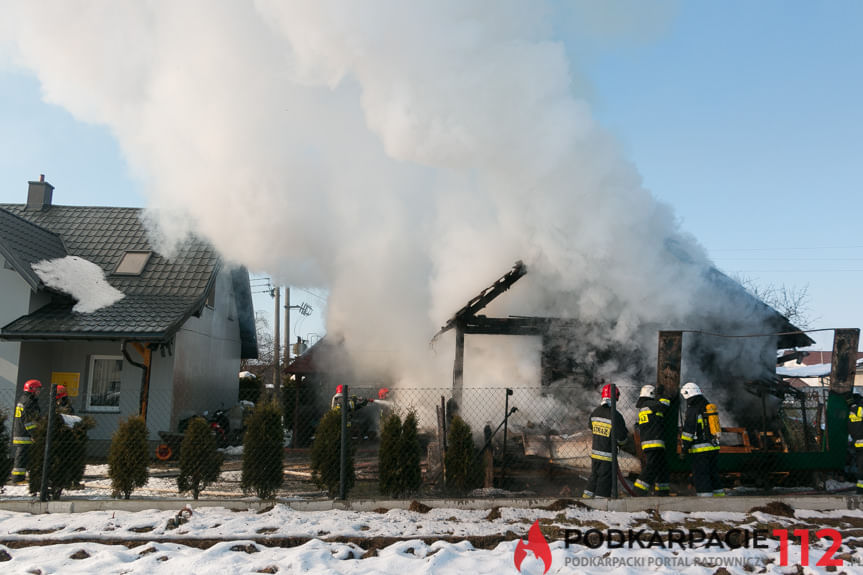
xmin=56 ymin=385 xmax=68 ymax=399
xmin=639 ymin=385 xmax=656 ymax=399
xmin=680 ymin=381 xmax=702 ymax=399
xmin=23 ymin=379 xmax=42 ymax=393
xmin=601 ymin=384 xmax=620 ymax=401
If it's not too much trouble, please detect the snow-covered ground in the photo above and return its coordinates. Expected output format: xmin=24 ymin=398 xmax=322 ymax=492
xmin=0 ymin=497 xmax=860 ymax=574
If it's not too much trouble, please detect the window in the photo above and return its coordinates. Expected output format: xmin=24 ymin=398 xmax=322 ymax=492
xmin=86 ymin=355 xmax=123 ymax=412
xmin=114 ymin=251 xmax=151 ymax=275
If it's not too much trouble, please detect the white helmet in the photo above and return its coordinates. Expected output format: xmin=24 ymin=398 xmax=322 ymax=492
xmin=639 ymin=385 xmax=655 ymax=399
xmin=680 ymin=381 xmax=702 ymax=399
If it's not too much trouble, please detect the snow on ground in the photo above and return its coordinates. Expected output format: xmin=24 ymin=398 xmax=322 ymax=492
xmin=0 ymin=499 xmax=860 ymax=574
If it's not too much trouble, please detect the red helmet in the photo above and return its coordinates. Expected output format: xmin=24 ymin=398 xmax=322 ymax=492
xmin=335 ymin=384 xmax=344 ymax=395
xmin=24 ymin=379 xmax=42 ymax=393
xmin=601 ymin=384 xmax=620 ymax=401
xmin=56 ymin=385 xmax=68 ymax=399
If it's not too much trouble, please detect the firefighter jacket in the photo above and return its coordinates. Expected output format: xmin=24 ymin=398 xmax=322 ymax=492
xmin=849 ymin=393 xmax=863 ymax=449
xmin=589 ymin=402 xmax=629 ymax=462
xmin=681 ymin=394 xmax=720 ymax=454
xmin=635 ymin=396 xmax=671 ymax=450
xmin=12 ymin=392 xmax=40 ymax=445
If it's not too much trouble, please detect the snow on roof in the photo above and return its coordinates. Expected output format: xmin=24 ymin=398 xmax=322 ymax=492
xmin=31 ymin=255 xmax=125 ymax=313
xmin=777 ymin=357 xmax=863 ymax=378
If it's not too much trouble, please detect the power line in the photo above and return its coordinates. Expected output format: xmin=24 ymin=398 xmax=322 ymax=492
xmin=711 ymin=246 xmax=863 ymax=252
xmin=728 ymin=269 xmax=863 ymax=273
xmin=294 ymin=287 xmax=328 ymax=303
xmin=714 ymin=257 xmax=863 ymax=261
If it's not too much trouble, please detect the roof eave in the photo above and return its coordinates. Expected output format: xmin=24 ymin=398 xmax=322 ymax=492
xmin=0 ymin=330 xmax=171 ymax=342
xmin=0 ymin=241 xmax=43 ymax=292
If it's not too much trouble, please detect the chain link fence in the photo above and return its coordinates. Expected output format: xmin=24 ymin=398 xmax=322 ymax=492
xmin=0 ymin=381 xmax=853 ymax=501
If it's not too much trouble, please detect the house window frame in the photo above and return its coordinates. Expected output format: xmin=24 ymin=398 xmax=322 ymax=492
xmin=113 ymin=250 xmax=152 ymax=276
xmin=86 ymin=355 xmax=123 ymax=412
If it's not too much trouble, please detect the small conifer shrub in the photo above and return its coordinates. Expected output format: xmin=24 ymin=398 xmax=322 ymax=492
xmin=241 ymin=400 xmax=284 ymax=499
xmin=378 ymin=410 xmax=423 ymax=497
xmin=444 ymin=416 xmax=482 ymax=494
xmin=398 ymin=411 xmax=422 ymax=494
xmin=108 ymin=416 xmax=150 ymax=499
xmin=177 ymin=416 xmax=223 ymax=499
xmin=0 ymin=410 xmax=12 ymax=486
xmin=377 ymin=412 xmax=402 ymax=496
xmin=310 ymin=408 xmax=354 ymax=496
xmin=29 ymin=411 xmax=94 ymax=499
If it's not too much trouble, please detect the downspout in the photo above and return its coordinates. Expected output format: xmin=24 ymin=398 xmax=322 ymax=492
xmin=122 ymin=340 xmax=152 ymax=421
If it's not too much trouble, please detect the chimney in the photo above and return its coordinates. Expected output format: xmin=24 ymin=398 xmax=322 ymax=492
xmin=27 ymin=174 xmax=54 ymax=210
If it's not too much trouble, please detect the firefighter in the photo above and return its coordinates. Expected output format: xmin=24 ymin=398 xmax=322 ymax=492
xmin=55 ymin=385 xmax=75 ymax=415
xmin=633 ymin=384 xmax=671 ymax=496
xmin=11 ymin=379 xmax=42 ymax=485
xmin=680 ymin=381 xmax=724 ymax=497
xmin=847 ymin=392 xmax=863 ymax=494
xmin=582 ymin=383 xmax=629 ymax=499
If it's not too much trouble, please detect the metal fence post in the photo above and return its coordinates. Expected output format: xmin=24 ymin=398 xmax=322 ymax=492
xmin=610 ymin=383 xmax=618 ymax=499
xmin=339 ymin=384 xmax=348 ymax=500
xmin=40 ymin=383 xmax=56 ymax=502
xmin=502 ymin=388 xmax=513 ymax=485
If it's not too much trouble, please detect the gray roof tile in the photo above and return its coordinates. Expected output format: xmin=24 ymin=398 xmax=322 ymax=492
xmin=0 ymin=204 xmax=219 ymax=340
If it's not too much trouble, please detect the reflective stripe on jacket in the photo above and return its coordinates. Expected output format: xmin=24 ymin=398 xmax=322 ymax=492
xmin=589 ymin=402 xmax=629 ymax=460
xmin=635 ymin=396 xmax=670 ymax=450
xmin=681 ymin=394 xmax=719 ymax=454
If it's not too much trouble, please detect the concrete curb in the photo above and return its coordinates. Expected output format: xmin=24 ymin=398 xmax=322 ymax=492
xmin=0 ymin=494 xmax=860 ymax=515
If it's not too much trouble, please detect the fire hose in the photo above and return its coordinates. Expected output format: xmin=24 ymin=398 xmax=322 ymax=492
xmin=616 ymin=459 xmax=638 ymax=497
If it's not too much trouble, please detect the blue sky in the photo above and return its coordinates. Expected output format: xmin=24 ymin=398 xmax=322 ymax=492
xmin=1 ymin=2 xmax=860 ymax=352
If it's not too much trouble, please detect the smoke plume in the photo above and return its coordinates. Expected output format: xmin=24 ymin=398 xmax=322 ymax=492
xmin=1 ymin=1 xmax=776 ymax=411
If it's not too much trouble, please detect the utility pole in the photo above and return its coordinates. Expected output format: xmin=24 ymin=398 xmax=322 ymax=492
xmin=285 ymin=287 xmax=291 ymax=362
xmin=273 ymin=286 xmax=281 ymax=403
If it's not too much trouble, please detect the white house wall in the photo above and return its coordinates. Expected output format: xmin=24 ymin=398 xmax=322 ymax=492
xmin=0 ymin=254 xmax=29 ymax=430
xmin=170 ymin=268 xmax=243 ymax=431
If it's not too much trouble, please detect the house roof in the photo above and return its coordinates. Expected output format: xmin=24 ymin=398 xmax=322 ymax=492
xmin=433 ymin=258 xmax=813 ymax=349
xmin=0 ymin=203 xmax=257 ymax=356
xmin=0 ymin=207 xmax=67 ymax=291
xmin=284 ymin=337 xmax=348 ymax=376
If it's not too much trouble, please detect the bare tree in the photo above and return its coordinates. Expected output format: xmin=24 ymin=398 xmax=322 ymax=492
xmin=734 ymin=275 xmax=814 ymax=329
xmin=241 ymin=312 xmax=275 ymax=375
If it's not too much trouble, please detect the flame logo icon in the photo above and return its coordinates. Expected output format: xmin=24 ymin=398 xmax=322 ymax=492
xmin=513 ymin=520 xmax=552 ymax=574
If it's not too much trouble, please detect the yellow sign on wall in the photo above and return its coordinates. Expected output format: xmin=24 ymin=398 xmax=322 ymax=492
xmin=51 ymin=372 xmax=80 ymax=397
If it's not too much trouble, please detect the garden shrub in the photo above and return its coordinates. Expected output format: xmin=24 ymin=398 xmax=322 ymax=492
xmin=310 ymin=408 xmax=354 ymax=496
xmin=30 ymin=411 xmax=94 ymax=500
xmin=378 ymin=410 xmax=422 ymax=497
xmin=241 ymin=400 xmax=284 ymax=499
xmin=177 ymin=416 xmax=223 ymax=499
xmin=108 ymin=416 xmax=150 ymax=499
xmin=0 ymin=410 xmax=14 ymax=487
xmin=444 ymin=416 xmax=482 ymax=494
xmin=377 ymin=412 xmax=402 ymax=496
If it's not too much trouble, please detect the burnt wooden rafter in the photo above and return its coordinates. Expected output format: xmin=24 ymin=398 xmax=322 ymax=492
xmin=462 ymin=316 xmax=582 ymax=336
xmin=432 ymin=260 xmax=527 ymax=342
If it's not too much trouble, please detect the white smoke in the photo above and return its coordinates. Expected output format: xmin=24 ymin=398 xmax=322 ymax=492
xmin=1 ymin=1 xmax=769 ymax=403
